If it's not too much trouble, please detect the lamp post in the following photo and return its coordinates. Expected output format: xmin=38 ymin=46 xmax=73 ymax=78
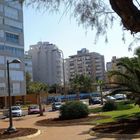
xmin=6 ymin=59 xmax=21 ymax=133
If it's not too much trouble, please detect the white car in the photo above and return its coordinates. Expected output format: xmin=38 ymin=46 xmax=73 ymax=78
xmin=3 ymin=106 xmax=23 ymax=117
xmin=114 ymin=94 xmax=126 ymax=100
xmin=105 ymin=96 xmax=116 ymax=101
xmin=52 ymin=102 xmax=62 ymax=111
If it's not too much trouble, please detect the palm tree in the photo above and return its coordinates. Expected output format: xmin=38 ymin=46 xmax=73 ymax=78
xmin=109 ymin=47 xmax=140 ymax=106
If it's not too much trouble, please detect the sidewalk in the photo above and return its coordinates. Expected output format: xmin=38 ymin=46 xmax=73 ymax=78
xmin=1 ymin=111 xmax=94 ymax=140
xmin=1 ymin=111 xmax=140 ymax=140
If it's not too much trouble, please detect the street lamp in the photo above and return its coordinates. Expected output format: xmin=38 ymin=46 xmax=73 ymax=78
xmin=6 ymin=59 xmax=21 ymax=133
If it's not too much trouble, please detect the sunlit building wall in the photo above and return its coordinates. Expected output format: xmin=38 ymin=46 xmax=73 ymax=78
xmin=0 ymin=1 xmax=26 ymax=107
xmin=68 ymin=48 xmax=105 ymax=82
xmin=28 ymin=42 xmax=63 ymax=86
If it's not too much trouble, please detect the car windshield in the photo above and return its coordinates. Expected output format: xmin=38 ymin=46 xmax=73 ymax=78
xmin=11 ymin=106 xmax=20 ymax=110
xmin=29 ymin=106 xmax=39 ymax=109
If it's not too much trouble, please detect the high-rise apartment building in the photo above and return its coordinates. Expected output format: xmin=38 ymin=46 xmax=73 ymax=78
xmin=28 ymin=42 xmax=63 ymax=85
xmin=24 ymin=52 xmax=33 ymax=81
xmin=0 ymin=1 xmax=26 ymax=107
xmin=68 ymin=48 xmax=105 ymax=82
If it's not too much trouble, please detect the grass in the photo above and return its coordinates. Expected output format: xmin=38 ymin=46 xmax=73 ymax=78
xmin=89 ymin=101 xmax=140 ymax=125
xmin=89 ymin=101 xmax=134 ymax=114
xmin=93 ymin=105 xmax=140 ymax=124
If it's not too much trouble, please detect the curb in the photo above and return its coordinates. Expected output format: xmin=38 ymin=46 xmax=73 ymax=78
xmin=4 ymin=129 xmax=41 ymax=140
xmin=89 ymin=130 xmax=140 ymax=139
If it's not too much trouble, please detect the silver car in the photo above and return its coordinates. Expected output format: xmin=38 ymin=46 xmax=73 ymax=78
xmin=3 ymin=106 xmax=23 ymax=117
xmin=52 ymin=102 xmax=62 ymax=111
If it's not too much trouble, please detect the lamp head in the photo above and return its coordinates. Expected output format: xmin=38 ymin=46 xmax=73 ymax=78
xmin=8 ymin=59 xmax=21 ymax=64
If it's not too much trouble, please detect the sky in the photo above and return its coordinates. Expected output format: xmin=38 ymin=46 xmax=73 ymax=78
xmin=23 ymin=3 xmax=137 ymax=65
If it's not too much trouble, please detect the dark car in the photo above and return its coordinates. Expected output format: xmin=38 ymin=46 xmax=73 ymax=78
xmin=89 ymin=97 xmax=101 ymax=104
xmin=52 ymin=102 xmax=62 ymax=111
xmin=28 ymin=105 xmax=45 ymax=115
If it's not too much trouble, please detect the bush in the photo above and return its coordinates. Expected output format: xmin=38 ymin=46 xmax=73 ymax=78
xmin=59 ymin=101 xmax=89 ymax=120
xmin=102 ymin=101 xmax=117 ymax=111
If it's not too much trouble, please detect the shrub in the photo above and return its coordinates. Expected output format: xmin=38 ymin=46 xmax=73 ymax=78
xmin=59 ymin=101 xmax=89 ymax=120
xmin=102 ymin=101 xmax=117 ymax=111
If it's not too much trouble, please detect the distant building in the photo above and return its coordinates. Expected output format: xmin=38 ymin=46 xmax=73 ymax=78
xmin=106 ymin=56 xmax=124 ymax=72
xmin=106 ymin=56 xmax=125 ymax=88
xmin=0 ymin=1 xmax=26 ymax=107
xmin=28 ymin=42 xmax=63 ymax=85
xmin=67 ymin=48 xmax=105 ymax=82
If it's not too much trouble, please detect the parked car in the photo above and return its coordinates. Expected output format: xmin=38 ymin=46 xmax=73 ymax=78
xmin=52 ymin=102 xmax=62 ymax=111
xmin=114 ymin=94 xmax=126 ymax=100
xmin=28 ymin=105 xmax=45 ymax=115
xmin=105 ymin=96 xmax=116 ymax=101
xmin=3 ymin=106 xmax=23 ymax=117
xmin=90 ymin=97 xmax=101 ymax=104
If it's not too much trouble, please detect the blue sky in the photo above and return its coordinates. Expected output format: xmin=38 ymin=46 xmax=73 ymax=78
xmin=23 ymin=5 xmax=137 ymax=64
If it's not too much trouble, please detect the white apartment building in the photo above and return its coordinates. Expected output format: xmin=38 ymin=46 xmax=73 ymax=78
xmin=24 ymin=52 xmax=33 ymax=81
xmin=28 ymin=42 xmax=63 ymax=86
xmin=68 ymin=48 xmax=105 ymax=82
xmin=0 ymin=1 xmax=26 ymax=107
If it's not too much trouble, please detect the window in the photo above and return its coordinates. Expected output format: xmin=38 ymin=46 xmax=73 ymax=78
xmin=12 ymin=83 xmax=20 ymax=94
xmin=5 ymin=18 xmax=23 ymax=29
xmin=4 ymin=6 xmax=18 ymax=20
xmin=0 ymin=4 xmax=3 ymax=12
xmin=0 ymin=56 xmax=4 ymax=64
xmin=0 ymin=70 xmax=4 ymax=78
xmin=0 ymin=83 xmax=6 ymax=94
xmin=7 ymin=1 xmax=22 ymax=10
xmin=10 ymin=70 xmax=24 ymax=81
xmin=0 ymin=30 xmax=4 ymax=38
xmin=6 ymin=32 xmax=19 ymax=44
xmin=0 ymin=45 xmax=24 ymax=57
xmin=0 ymin=16 xmax=3 ymax=24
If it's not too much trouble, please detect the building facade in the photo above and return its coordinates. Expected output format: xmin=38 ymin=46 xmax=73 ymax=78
xmin=68 ymin=48 xmax=105 ymax=82
xmin=0 ymin=1 xmax=26 ymax=107
xmin=24 ymin=52 xmax=33 ymax=81
xmin=28 ymin=42 xmax=63 ymax=86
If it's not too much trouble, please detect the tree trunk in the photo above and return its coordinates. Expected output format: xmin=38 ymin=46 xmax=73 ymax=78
xmin=38 ymin=93 xmax=43 ymax=116
xmin=109 ymin=0 xmax=140 ymax=33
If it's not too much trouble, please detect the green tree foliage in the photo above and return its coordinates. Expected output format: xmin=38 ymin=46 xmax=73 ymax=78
xmin=109 ymin=47 xmax=140 ymax=106
xmin=20 ymin=0 xmax=140 ymax=40
xmin=59 ymin=101 xmax=89 ymax=120
xmin=27 ymin=81 xmax=48 ymax=116
xmin=70 ymin=74 xmax=93 ymax=93
xmin=27 ymin=81 xmax=48 ymax=94
xmin=26 ymin=72 xmax=32 ymax=94
xmin=102 ymin=101 xmax=117 ymax=111
xmin=22 ymin=0 xmax=113 ymax=41
xmin=48 ymin=84 xmax=61 ymax=94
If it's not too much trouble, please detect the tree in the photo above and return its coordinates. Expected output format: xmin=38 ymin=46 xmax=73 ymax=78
xmin=26 ymin=72 xmax=32 ymax=94
xmin=70 ymin=74 xmax=93 ymax=99
xmin=21 ymin=0 xmax=140 ymax=35
xmin=48 ymin=84 xmax=61 ymax=94
xmin=109 ymin=47 xmax=140 ymax=106
xmin=27 ymin=81 xmax=48 ymax=116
